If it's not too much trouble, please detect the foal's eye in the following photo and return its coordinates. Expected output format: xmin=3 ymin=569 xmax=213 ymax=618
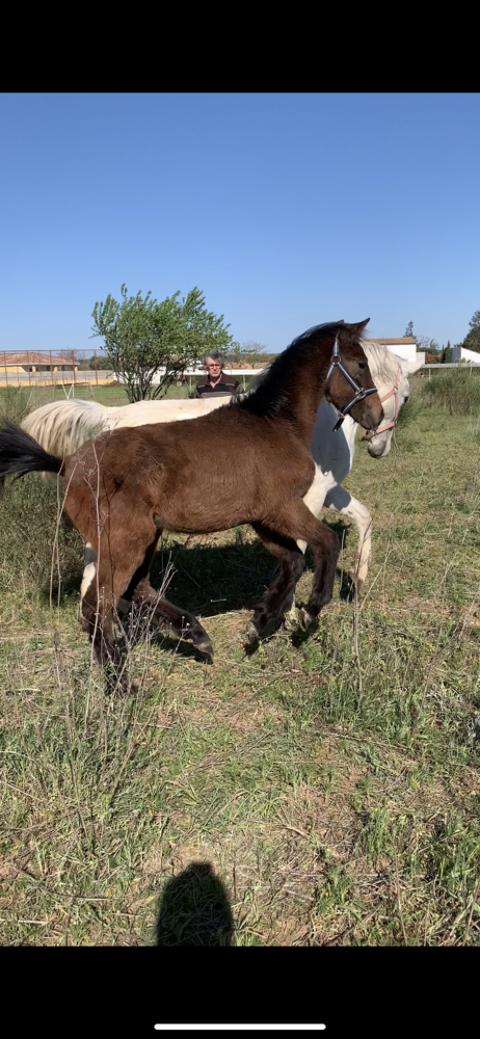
xmin=358 ymin=361 xmax=367 ymax=370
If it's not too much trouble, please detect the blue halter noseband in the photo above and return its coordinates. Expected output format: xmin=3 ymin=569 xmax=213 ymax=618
xmin=326 ymin=335 xmax=378 ymax=432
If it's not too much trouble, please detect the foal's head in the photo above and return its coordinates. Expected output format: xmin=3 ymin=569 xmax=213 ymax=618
xmin=323 ymin=319 xmax=384 ymax=431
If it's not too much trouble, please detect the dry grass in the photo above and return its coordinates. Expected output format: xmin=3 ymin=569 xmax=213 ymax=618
xmin=1 ymin=377 xmax=480 ymax=946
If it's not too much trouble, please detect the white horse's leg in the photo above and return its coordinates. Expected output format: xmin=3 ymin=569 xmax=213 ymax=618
xmin=324 ymin=485 xmax=373 ymax=589
xmin=80 ymin=543 xmax=97 ymax=599
xmin=80 ymin=542 xmax=132 ymax=617
xmin=283 ymin=469 xmax=331 ymax=621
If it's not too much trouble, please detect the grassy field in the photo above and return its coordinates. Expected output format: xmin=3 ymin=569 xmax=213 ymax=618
xmin=1 ymin=376 xmax=480 ymax=946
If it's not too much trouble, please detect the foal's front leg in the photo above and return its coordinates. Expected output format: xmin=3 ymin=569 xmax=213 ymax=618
xmin=284 ymin=468 xmax=332 ymax=619
xmin=246 ymin=523 xmax=306 ymax=647
xmin=268 ymin=501 xmax=340 ymax=633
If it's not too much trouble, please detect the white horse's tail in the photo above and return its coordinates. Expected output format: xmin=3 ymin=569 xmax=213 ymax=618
xmin=21 ymin=399 xmax=112 ymax=459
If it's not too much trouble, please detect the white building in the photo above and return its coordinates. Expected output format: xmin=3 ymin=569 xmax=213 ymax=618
xmin=365 ymin=336 xmax=424 ymax=366
xmin=450 ymin=345 xmax=480 ymax=365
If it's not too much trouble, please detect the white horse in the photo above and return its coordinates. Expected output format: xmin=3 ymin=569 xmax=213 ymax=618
xmin=21 ymin=343 xmax=420 ymax=594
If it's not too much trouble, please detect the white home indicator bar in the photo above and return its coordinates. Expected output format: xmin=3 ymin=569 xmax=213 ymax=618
xmin=154 ymin=1028 xmax=326 ymax=1032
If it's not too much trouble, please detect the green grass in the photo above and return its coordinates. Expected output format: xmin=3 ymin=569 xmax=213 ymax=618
xmin=1 ymin=374 xmax=480 ymax=945
xmin=420 ymin=367 xmax=480 ymax=415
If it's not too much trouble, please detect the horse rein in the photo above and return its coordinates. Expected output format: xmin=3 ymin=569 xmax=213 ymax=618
xmin=326 ymin=335 xmax=379 ymax=432
xmin=361 ymin=364 xmax=403 ymax=443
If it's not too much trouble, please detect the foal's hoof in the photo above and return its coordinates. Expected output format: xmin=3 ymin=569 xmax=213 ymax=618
xmin=298 ymin=606 xmax=316 ymax=632
xmin=195 ymin=638 xmax=214 ymax=663
xmin=106 ymin=671 xmax=135 ymax=699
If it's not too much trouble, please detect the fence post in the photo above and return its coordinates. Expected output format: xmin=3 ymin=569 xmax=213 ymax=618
xmin=95 ymin=350 xmax=98 ymax=387
xmin=72 ymin=351 xmax=76 ymax=396
xmin=3 ymin=352 xmax=7 ymax=390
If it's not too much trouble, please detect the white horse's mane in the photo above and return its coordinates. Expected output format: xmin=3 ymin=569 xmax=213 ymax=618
xmin=246 ymin=339 xmax=407 ymax=395
xmin=21 ymin=341 xmax=408 ymax=463
xmin=22 ymin=398 xmax=109 ymax=456
xmin=360 ymin=339 xmax=408 ymax=383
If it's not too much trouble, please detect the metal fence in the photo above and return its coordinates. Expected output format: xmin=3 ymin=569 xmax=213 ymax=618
xmin=0 ymin=351 xmax=266 ymax=392
xmin=0 ymin=350 xmax=114 ymax=389
xmin=417 ymin=363 xmax=480 ymax=380
xmin=4 ymin=349 xmax=480 ymax=391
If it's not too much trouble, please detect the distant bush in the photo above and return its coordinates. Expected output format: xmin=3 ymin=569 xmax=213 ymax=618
xmin=0 ymin=386 xmax=35 ymax=424
xmin=421 ymin=369 xmax=480 ymax=415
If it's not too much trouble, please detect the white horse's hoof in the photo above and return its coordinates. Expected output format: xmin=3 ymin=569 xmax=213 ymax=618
xmin=246 ymin=621 xmax=259 ymax=648
xmin=349 ymin=570 xmax=365 ymax=594
xmin=299 ymin=607 xmax=315 ymax=631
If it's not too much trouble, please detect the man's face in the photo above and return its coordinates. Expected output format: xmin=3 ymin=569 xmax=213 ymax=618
xmin=206 ymin=357 xmax=222 ymax=377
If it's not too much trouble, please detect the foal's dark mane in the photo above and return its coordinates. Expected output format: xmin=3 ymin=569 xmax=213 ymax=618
xmin=237 ymin=321 xmax=343 ymax=420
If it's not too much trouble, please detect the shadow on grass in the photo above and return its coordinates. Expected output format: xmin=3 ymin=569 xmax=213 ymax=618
xmin=150 ymin=537 xmax=278 ymax=618
xmin=149 ymin=521 xmax=351 ymax=620
xmin=154 ymin=862 xmax=233 ymax=946
xmin=35 ymin=520 xmax=353 ymax=657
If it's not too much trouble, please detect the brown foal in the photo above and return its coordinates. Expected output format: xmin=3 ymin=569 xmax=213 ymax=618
xmin=0 ymin=319 xmax=383 ymax=693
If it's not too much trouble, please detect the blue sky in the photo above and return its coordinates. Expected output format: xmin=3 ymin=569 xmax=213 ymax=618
xmin=1 ymin=93 xmax=479 ymax=356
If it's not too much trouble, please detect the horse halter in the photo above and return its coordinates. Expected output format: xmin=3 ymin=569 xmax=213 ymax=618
xmin=361 ymin=364 xmax=402 ymax=442
xmin=326 ymin=335 xmax=379 ymax=432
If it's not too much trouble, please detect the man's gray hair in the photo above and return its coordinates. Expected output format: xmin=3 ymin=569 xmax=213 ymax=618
xmin=203 ymin=349 xmax=225 ymax=368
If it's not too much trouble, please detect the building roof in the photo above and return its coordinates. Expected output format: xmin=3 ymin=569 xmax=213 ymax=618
xmin=0 ymin=351 xmax=72 ymax=365
xmin=365 ymin=338 xmax=417 ymax=345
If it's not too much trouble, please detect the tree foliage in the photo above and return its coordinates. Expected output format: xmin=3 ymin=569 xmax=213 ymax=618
xmin=463 ymin=310 xmax=480 ymax=354
xmin=91 ymin=285 xmax=233 ymax=402
xmin=417 ymin=335 xmax=440 ymax=355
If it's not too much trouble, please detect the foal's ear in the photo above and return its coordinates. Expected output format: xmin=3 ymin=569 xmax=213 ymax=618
xmin=339 ymin=318 xmax=370 ymax=345
xmin=348 ymin=318 xmax=370 ymax=334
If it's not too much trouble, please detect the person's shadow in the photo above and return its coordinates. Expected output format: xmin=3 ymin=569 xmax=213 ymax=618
xmin=154 ymin=862 xmax=234 ymax=946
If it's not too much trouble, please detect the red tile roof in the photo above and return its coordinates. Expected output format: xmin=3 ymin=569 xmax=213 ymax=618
xmin=0 ymin=352 xmax=73 ymax=365
xmin=365 ymin=338 xmax=417 ymax=345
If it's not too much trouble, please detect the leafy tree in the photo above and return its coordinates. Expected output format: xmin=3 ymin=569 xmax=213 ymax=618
xmin=241 ymin=341 xmax=268 ymax=354
xmin=404 ymin=320 xmax=416 ymax=339
xmin=463 ymin=310 xmax=480 ymax=354
xmin=228 ymin=340 xmax=268 ymax=360
xmin=417 ymin=335 xmax=440 ymax=356
xmin=91 ymin=285 xmax=233 ymax=402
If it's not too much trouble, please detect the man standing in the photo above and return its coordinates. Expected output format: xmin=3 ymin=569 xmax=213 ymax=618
xmin=194 ymin=351 xmax=240 ymax=399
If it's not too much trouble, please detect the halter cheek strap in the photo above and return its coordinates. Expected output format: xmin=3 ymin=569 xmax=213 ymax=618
xmin=326 ymin=335 xmax=379 ymax=432
xmin=362 ymin=364 xmax=402 ymax=441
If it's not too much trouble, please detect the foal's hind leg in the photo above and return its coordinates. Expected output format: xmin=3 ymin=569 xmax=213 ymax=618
xmin=246 ymin=524 xmax=305 ymax=647
xmin=81 ymin=563 xmax=132 ymax=696
xmin=83 ymin=534 xmax=214 ymax=663
xmin=130 ymin=577 xmax=214 ymax=660
xmin=119 ymin=532 xmax=214 ymax=660
xmin=80 ymin=529 xmax=163 ymax=695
